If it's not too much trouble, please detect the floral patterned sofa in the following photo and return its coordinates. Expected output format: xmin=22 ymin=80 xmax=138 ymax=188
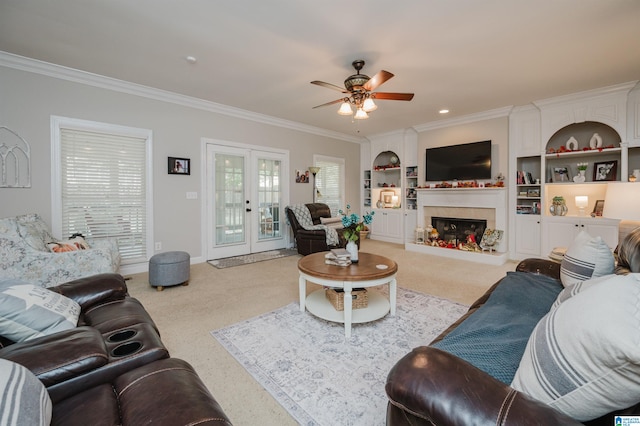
xmin=0 ymin=214 xmax=120 ymax=287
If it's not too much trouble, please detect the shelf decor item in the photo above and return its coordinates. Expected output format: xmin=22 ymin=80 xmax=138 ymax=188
xmin=550 ymin=196 xmax=568 ymax=216
xmin=551 ymin=165 xmax=572 ymax=183
xmin=565 ymin=136 xmax=579 ymax=151
xmin=574 ymin=162 xmax=588 ymax=182
xmin=589 ymin=133 xmax=603 ymax=149
xmin=575 ymin=195 xmax=589 ymax=216
xmin=593 ymin=161 xmax=618 ymax=181
xmin=592 ymin=200 xmax=605 ymax=217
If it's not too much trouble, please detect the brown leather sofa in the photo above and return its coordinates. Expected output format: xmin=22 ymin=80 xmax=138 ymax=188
xmin=286 ymin=203 xmax=350 ymax=255
xmin=0 ymin=273 xmax=232 ymax=425
xmin=385 ymin=259 xmax=639 ymax=426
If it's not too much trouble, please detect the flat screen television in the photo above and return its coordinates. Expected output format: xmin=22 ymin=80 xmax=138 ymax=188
xmin=425 ymin=140 xmax=492 ymax=181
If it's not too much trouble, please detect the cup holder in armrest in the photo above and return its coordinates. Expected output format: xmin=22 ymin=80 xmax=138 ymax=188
xmin=111 ymin=341 xmax=143 ymax=357
xmin=108 ymin=329 xmax=138 ymax=342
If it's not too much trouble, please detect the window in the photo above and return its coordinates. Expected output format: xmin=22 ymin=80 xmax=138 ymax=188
xmin=51 ymin=116 xmax=153 ymax=264
xmin=313 ymin=155 xmax=344 ymax=215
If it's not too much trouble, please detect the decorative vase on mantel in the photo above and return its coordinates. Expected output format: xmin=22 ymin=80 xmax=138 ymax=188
xmin=346 ymin=240 xmax=359 ymax=263
xmin=573 ymin=169 xmax=586 ymax=183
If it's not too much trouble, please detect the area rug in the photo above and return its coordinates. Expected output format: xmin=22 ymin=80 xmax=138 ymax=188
xmin=208 ymin=249 xmax=299 ymax=269
xmin=211 ymin=287 xmax=468 ymax=426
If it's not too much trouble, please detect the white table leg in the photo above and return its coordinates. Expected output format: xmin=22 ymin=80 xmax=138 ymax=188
xmin=389 ymin=277 xmax=397 ymax=316
xmin=299 ymin=274 xmax=306 ymax=312
xmin=344 ymin=282 xmax=352 ymax=338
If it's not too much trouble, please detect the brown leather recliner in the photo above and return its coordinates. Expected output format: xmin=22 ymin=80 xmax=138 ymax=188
xmin=0 ymin=273 xmax=232 ymax=425
xmin=51 ymin=357 xmax=232 ymax=426
xmin=286 ymin=203 xmax=350 ymax=255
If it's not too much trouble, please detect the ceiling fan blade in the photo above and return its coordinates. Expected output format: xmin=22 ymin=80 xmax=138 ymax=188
xmin=363 ymin=70 xmax=394 ymax=91
xmin=312 ymin=98 xmax=345 ymax=109
xmin=311 ymin=80 xmax=348 ymax=93
xmin=372 ymin=92 xmax=415 ymax=101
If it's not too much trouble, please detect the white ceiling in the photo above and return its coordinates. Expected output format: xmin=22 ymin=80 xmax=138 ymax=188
xmin=1 ymin=0 xmax=639 ymax=138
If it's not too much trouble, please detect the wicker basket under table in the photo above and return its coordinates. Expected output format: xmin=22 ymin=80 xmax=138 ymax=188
xmin=325 ymin=287 xmax=368 ymax=311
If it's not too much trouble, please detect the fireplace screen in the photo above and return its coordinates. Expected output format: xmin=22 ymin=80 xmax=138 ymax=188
xmin=431 ymin=217 xmax=486 ymax=246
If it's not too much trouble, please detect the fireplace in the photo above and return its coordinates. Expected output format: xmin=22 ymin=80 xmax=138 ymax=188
xmin=406 ymin=187 xmax=508 ymax=265
xmin=432 ymin=217 xmax=486 ymax=246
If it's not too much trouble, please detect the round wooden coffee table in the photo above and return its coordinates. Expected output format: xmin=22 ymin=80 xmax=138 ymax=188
xmin=298 ymin=251 xmax=398 ymax=338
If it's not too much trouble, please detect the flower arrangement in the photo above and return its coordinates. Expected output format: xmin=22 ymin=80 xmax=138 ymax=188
xmin=339 ymin=204 xmax=375 ymax=242
xmin=577 ymin=162 xmax=588 ymax=171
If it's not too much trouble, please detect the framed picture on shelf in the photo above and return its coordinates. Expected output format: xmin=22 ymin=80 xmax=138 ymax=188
xmin=380 ymin=190 xmax=395 ymax=207
xmin=550 ymin=165 xmax=572 ymax=183
xmin=168 ymin=157 xmax=190 ymax=175
xmin=592 ymin=200 xmax=605 ymax=217
xmin=593 ymin=161 xmax=618 ymax=181
xmin=526 ymin=188 xmax=540 ymax=197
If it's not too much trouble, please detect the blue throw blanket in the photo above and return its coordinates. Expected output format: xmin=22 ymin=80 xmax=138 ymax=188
xmin=432 ymin=271 xmax=563 ymax=384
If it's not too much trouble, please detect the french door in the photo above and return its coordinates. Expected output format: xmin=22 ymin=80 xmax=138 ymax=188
xmin=205 ymin=142 xmax=288 ymax=260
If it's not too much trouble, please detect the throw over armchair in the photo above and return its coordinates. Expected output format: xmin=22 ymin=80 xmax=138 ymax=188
xmin=286 ymin=203 xmax=348 ymax=255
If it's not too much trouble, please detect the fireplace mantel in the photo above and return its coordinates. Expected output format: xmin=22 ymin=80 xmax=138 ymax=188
xmin=406 ymin=188 xmax=508 ymax=265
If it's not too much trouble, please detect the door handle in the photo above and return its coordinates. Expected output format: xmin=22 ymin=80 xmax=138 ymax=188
xmin=246 ymin=208 xmax=252 ymax=212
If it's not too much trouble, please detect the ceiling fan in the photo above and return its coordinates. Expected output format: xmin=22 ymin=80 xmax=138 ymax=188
xmin=311 ymin=59 xmax=414 ymax=119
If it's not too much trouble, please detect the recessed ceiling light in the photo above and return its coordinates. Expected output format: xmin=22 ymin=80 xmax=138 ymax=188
xmin=185 ymin=56 xmax=197 ymax=64
xmin=439 ymin=109 xmax=449 ymax=114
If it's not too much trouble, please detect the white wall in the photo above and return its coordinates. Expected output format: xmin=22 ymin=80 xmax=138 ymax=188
xmin=416 ymin=116 xmax=510 ymax=186
xmin=0 ymin=65 xmax=361 ymax=262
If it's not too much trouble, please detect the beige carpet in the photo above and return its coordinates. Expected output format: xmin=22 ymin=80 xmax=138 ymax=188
xmin=124 ymin=240 xmax=518 ymax=426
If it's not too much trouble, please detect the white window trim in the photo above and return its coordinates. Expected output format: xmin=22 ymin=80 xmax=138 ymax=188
xmin=313 ymin=154 xmax=345 ymax=215
xmin=50 ymin=115 xmax=154 ymax=271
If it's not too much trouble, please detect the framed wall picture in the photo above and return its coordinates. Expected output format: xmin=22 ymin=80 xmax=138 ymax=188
xmin=295 ymin=169 xmax=309 ymax=183
xmin=593 ymin=161 xmax=617 ymax=181
xmin=592 ymin=199 xmax=605 ymax=217
xmin=550 ymin=165 xmax=572 ymax=183
xmin=168 ymin=157 xmax=190 ymax=175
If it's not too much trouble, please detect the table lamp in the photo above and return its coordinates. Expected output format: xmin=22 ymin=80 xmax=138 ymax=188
xmin=575 ymin=195 xmax=588 ymax=216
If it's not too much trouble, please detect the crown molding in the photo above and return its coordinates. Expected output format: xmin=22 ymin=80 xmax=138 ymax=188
xmin=0 ymin=51 xmax=363 ymax=144
xmin=412 ymin=106 xmax=513 ymax=132
xmin=533 ymin=81 xmax=638 ymax=108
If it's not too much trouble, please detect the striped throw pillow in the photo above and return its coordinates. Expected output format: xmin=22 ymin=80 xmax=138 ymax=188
xmin=560 ymin=231 xmax=614 ymax=287
xmin=511 ymin=273 xmax=640 ymax=421
xmin=0 ymin=359 xmax=52 ymax=426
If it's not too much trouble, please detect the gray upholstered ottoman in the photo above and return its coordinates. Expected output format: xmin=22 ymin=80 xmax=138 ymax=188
xmin=149 ymin=251 xmax=190 ymax=291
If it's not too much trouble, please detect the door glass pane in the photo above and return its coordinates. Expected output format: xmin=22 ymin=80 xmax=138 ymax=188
xmin=258 ymin=158 xmax=281 ymax=240
xmin=215 ymin=154 xmax=245 ymax=245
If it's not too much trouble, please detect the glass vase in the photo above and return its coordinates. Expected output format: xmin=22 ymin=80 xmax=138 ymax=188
xmin=550 ymin=196 xmax=568 ymax=216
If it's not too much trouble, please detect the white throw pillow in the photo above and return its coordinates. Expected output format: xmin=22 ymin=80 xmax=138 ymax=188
xmin=319 ymin=216 xmax=344 ymax=230
xmin=551 ymin=274 xmax=613 ymax=309
xmin=0 ymin=279 xmax=81 ymax=342
xmin=0 ymin=358 xmax=52 ymax=426
xmin=559 ymin=230 xmax=614 ymax=287
xmin=511 ymin=273 xmax=640 ymax=421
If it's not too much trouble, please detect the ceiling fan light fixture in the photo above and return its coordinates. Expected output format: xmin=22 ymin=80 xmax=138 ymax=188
xmin=362 ymin=97 xmax=377 ymax=112
xmin=354 ymin=108 xmax=369 ymax=120
xmin=337 ymin=101 xmax=353 ymax=115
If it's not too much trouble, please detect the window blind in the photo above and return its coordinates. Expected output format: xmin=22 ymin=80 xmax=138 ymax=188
xmin=60 ymin=128 xmax=148 ymax=263
xmin=315 ymin=157 xmax=344 ymax=215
